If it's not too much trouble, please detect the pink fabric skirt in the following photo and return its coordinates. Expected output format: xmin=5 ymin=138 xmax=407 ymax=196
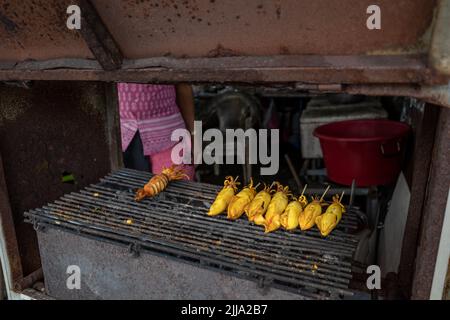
xmin=118 ymin=84 xmax=186 ymax=156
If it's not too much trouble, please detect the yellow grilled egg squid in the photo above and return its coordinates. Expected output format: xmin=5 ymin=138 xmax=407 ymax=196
xmin=208 ymin=176 xmax=240 ymax=216
xmin=298 ymin=185 xmax=330 ymax=231
xmin=227 ymin=178 xmax=259 ymax=220
xmin=315 ymin=192 xmax=345 ymax=236
xmin=245 ymin=182 xmax=273 ymax=222
xmin=264 ymin=182 xmax=291 ymax=233
xmin=281 ymin=185 xmax=308 ymax=231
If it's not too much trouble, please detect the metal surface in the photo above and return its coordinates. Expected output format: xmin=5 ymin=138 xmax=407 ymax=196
xmin=20 ymin=288 xmax=55 ymax=300
xmin=104 ymin=83 xmax=124 ymax=171
xmin=92 ymin=0 xmax=435 ymax=58
xmin=25 ymin=168 xmax=359 ymax=299
xmin=77 ymin=0 xmax=123 ymax=70
xmin=411 ymin=106 xmax=450 ymax=299
xmin=344 ymin=83 xmax=450 ymax=109
xmin=0 ymin=0 xmax=436 ymax=61
xmin=13 ymin=268 xmax=43 ymax=292
xmin=37 ymin=227 xmax=304 ymax=300
xmin=430 ymin=189 xmax=450 ymax=299
xmin=0 ymin=55 xmax=447 ymax=85
xmin=0 ymin=81 xmax=122 ymax=277
xmin=1 ymin=1 xmax=449 ymax=91
xmin=430 ymin=0 xmax=450 ymax=76
xmin=398 ymin=103 xmax=440 ymax=298
xmin=0 ymin=0 xmax=93 ymax=61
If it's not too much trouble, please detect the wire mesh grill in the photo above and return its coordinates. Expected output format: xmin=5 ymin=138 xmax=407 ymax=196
xmin=25 ymin=168 xmax=360 ymax=299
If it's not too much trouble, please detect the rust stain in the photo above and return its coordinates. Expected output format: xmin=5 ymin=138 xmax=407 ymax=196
xmin=0 ymin=0 xmax=92 ymax=61
xmin=0 ymin=81 xmax=113 ymax=274
xmin=90 ymin=0 xmax=438 ymax=59
xmin=207 ymin=44 xmax=241 ymax=58
xmin=0 ymin=0 xmax=440 ymax=62
xmin=0 ymin=12 xmax=18 ymax=32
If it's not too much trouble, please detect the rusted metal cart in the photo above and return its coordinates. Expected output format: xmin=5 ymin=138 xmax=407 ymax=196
xmin=0 ymin=0 xmax=449 ymax=300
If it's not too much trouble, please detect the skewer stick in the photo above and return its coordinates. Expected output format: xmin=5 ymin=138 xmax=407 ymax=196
xmin=339 ymin=191 xmax=345 ymax=202
xmin=349 ymin=179 xmax=355 ymax=208
xmin=284 ymin=154 xmax=302 ymax=193
xmin=300 ymin=184 xmax=308 ymax=197
xmin=320 ymin=185 xmax=331 ymax=202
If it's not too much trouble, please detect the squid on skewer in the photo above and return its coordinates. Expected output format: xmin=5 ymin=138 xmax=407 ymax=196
xmin=208 ymin=176 xmax=240 ymax=216
xmin=264 ymin=182 xmax=292 ymax=233
xmin=281 ymin=185 xmax=308 ymax=231
xmin=135 ymin=165 xmax=188 ymax=201
xmin=315 ymin=192 xmax=345 ymax=237
xmin=298 ymin=185 xmax=330 ymax=231
xmin=227 ymin=178 xmax=259 ymax=220
xmin=245 ymin=182 xmax=273 ymax=222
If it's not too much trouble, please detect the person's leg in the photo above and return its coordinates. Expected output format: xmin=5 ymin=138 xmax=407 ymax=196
xmin=149 ymin=144 xmax=194 ymax=180
xmin=123 ymin=131 xmax=151 ymax=172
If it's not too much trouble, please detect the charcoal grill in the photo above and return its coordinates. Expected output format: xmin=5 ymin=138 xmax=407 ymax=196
xmin=24 ymin=168 xmax=360 ymax=300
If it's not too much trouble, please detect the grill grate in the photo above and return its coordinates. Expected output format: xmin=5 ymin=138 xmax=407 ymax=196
xmin=25 ymin=168 xmax=360 ymax=299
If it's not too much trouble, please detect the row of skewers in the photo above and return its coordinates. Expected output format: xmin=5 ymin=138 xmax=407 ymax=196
xmin=132 ymin=165 xmax=345 ymax=236
xmin=208 ymin=176 xmax=346 ymax=236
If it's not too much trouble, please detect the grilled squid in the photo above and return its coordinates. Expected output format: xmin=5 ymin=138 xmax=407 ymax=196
xmin=135 ymin=165 xmax=188 ymax=201
xmin=264 ymin=182 xmax=291 ymax=233
xmin=227 ymin=178 xmax=258 ymax=220
xmin=298 ymin=185 xmax=330 ymax=231
xmin=245 ymin=183 xmax=273 ymax=222
xmin=281 ymin=185 xmax=308 ymax=231
xmin=208 ymin=176 xmax=240 ymax=216
xmin=315 ymin=192 xmax=345 ymax=237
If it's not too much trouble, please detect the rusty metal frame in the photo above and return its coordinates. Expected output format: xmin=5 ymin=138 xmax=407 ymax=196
xmin=76 ymin=0 xmax=123 ymax=71
xmin=0 ymin=0 xmax=449 ymax=107
xmin=0 ymin=81 xmax=124 ymax=299
xmin=0 ymin=0 xmax=449 ymax=301
xmin=0 ymin=54 xmax=444 ymax=83
xmin=343 ymin=83 xmax=450 ymax=110
xmin=1 ymin=0 xmax=449 ymax=108
xmin=1 ymin=55 xmax=449 ymax=108
xmin=411 ymin=106 xmax=450 ymax=299
xmin=104 ymin=82 xmax=124 ymax=171
xmin=429 ymin=0 xmax=450 ymax=77
xmin=0 ymin=152 xmax=23 ymax=299
xmin=397 ymin=103 xmax=440 ymax=298
xmin=429 ymin=190 xmax=450 ymax=299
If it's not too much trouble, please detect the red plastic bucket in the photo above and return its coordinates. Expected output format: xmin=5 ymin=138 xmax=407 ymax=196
xmin=314 ymin=119 xmax=410 ymax=186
